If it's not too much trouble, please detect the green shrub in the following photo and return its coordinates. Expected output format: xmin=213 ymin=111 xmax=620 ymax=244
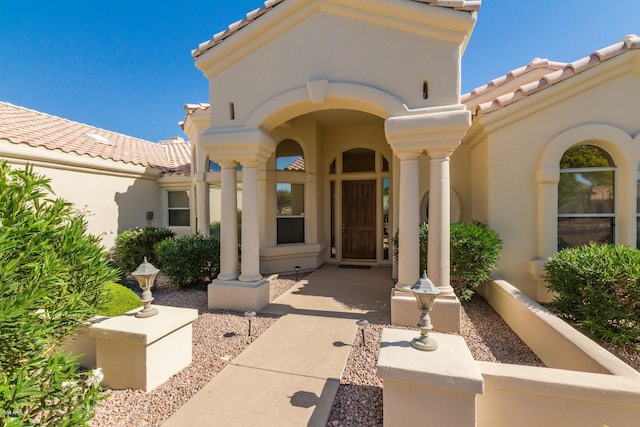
xmin=113 ymin=226 xmax=174 ymax=274
xmin=97 ymin=282 xmax=142 ymax=317
xmin=0 ymin=162 xmax=118 ymax=425
xmin=394 ymin=221 xmax=502 ymax=301
xmin=156 ymin=233 xmax=220 ymax=289
xmin=545 ymin=244 xmax=640 ymax=345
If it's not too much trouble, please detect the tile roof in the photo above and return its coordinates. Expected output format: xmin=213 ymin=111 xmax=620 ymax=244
xmin=463 ymin=34 xmax=640 ymax=115
xmin=284 ymin=156 xmax=305 ymax=171
xmin=158 ymin=138 xmax=192 ymax=174
xmin=0 ymin=101 xmax=191 ymax=175
xmin=180 ymin=103 xmax=210 ymax=129
xmin=192 ymin=0 xmax=481 ymax=59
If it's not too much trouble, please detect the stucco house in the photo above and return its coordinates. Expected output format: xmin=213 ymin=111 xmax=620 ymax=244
xmin=184 ymin=0 xmax=640 ymax=318
xmin=2 ymin=0 xmax=639 ymax=324
xmin=0 ymin=101 xmax=196 ymax=249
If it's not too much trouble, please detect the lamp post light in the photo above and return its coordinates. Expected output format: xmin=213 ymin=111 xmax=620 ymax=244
xmin=356 ymin=318 xmax=369 ymax=347
xmin=131 ymin=257 xmax=160 ymax=318
xmin=408 ymin=271 xmax=440 ymax=351
xmin=244 ymin=310 xmax=257 ymax=340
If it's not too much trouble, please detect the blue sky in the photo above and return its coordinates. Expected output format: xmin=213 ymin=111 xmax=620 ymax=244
xmin=1 ymin=1 xmax=638 ymax=142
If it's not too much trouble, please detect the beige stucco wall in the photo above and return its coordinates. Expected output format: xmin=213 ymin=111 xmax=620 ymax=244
xmin=1 ymin=145 xmax=162 ymax=250
xmin=198 ymin=2 xmax=471 ymax=132
xmin=193 ymin=0 xmax=476 ymax=276
xmin=474 ymin=279 xmax=640 ymax=427
xmin=463 ymin=54 xmax=640 ymax=300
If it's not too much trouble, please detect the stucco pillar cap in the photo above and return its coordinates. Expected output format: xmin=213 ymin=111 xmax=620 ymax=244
xmin=385 ymin=108 xmax=471 ymax=156
xmin=201 ymin=127 xmax=275 ymax=165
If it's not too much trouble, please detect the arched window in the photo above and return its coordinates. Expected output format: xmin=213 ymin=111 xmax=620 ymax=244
xmin=558 ymin=144 xmax=615 ymax=249
xmin=276 ymin=139 xmax=304 ymax=171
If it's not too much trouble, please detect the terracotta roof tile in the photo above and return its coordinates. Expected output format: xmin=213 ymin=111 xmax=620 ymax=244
xmin=284 ymin=157 xmax=305 ymax=171
xmin=464 ymin=34 xmax=640 ymax=115
xmin=180 ymin=103 xmax=210 ymax=130
xmin=0 ymin=101 xmax=191 ymax=175
xmin=192 ymin=0 xmax=480 ymax=59
xmin=159 ymin=138 xmax=192 ymax=174
xmin=461 ymin=58 xmax=566 ymax=111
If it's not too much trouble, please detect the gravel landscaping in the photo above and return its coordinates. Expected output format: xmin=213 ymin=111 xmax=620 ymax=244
xmin=90 ymin=273 xmax=639 ymax=427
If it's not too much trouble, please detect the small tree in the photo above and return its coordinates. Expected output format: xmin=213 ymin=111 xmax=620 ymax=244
xmin=0 ymin=162 xmax=118 ymax=425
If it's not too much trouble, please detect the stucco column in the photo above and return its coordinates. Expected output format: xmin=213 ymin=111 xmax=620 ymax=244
xmin=217 ymin=162 xmax=239 ymax=281
xmin=386 ymin=108 xmax=471 ymax=331
xmin=397 ymin=152 xmax=421 ymax=287
xmin=427 ymin=149 xmax=456 ymax=295
xmin=194 ymin=173 xmax=210 ymax=236
xmin=239 ymin=162 xmax=262 ymax=282
xmin=385 ymin=109 xmax=471 ymax=288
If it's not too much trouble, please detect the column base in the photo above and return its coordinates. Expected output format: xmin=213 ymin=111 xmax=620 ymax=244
xmin=390 ymin=287 xmax=461 ymax=333
xmin=239 ymin=273 xmax=263 ymax=282
xmin=217 ymin=272 xmax=239 ymax=281
xmin=208 ymin=278 xmax=270 ymax=312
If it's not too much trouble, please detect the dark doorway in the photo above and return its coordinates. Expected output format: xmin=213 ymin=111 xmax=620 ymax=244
xmin=342 ymin=180 xmax=376 ymax=260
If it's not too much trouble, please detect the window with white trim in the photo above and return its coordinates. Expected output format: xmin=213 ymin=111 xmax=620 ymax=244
xmin=558 ymin=145 xmax=615 ymax=249
xmin=277 ymin=183 xmax=305 ymax=244
xmin=276 ymin=139 xmax=305 ymax=244
xmin=168 ymin=190 xmax=190 ymax=227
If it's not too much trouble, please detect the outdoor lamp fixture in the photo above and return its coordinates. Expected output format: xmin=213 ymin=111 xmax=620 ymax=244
xmin=409 ymin=271 xmax=441 ymax=351
xmin=356 ymin=318 xmax=369 ymax=347
xmin=244 ymin=310 xmax=256 ymax=340
xmin=131 ymin=257 xmax=160 ymax=318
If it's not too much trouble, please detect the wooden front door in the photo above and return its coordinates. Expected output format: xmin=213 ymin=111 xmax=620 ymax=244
xmin=342 ymin=180 xmax=376 ymax=260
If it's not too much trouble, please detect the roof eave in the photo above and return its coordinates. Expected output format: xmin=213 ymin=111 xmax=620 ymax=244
xmin=193 ymin=0 xmax=479 ymax=79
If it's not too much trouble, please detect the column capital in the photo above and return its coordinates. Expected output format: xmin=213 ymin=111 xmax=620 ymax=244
xmin=396 ymin=151 xmax=422 ymax=161
xmin=202 ymin=127 xmax=275 ymax=165
xmin=218 ymin=161 xmax=239 ymax=170
xmin=385 ymin=108 xmax=471 ymax=155
xmin=239 ymin=160 xmax=261 ymax=168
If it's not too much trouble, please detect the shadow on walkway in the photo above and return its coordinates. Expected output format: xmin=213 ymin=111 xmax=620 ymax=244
xmin=262 ymin=264 xmax=394 ymax=324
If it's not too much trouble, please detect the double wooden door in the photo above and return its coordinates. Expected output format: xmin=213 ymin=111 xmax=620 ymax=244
xmin=342 ymin=180 xmax=376 ymax=260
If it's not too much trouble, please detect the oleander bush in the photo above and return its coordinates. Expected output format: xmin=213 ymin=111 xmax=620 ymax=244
xmin=113 ymin=226 xmax=175 ymax=274
xmin=545 ymin=244 xmax=640 ymax=346
xmin=97 ymin=282 xmax=142 ymax=317
xmin=155 ymin=233 xmax=220 ymax=289
xmin=395 ymin=221 xmax=502 ymax=301
xmin=0 ymin=161 xmax=118 ymax=426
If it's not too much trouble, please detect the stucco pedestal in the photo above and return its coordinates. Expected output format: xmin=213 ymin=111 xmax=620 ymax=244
xmin=377 ymin=328 xmax=484 ymax=427
xmin=208 ymin=278 xmax=270 ymax=312
xmin=58 ymin=318 xmax=108 ymax=369
xmin=390 ymin=288 xmax=461 ymax=332
xmin=89 ymin=305 xmax=198 ymax=392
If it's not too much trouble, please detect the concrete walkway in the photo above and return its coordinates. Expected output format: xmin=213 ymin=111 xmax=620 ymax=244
xmin=163 ymin=265 xmax=392 ymax=427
